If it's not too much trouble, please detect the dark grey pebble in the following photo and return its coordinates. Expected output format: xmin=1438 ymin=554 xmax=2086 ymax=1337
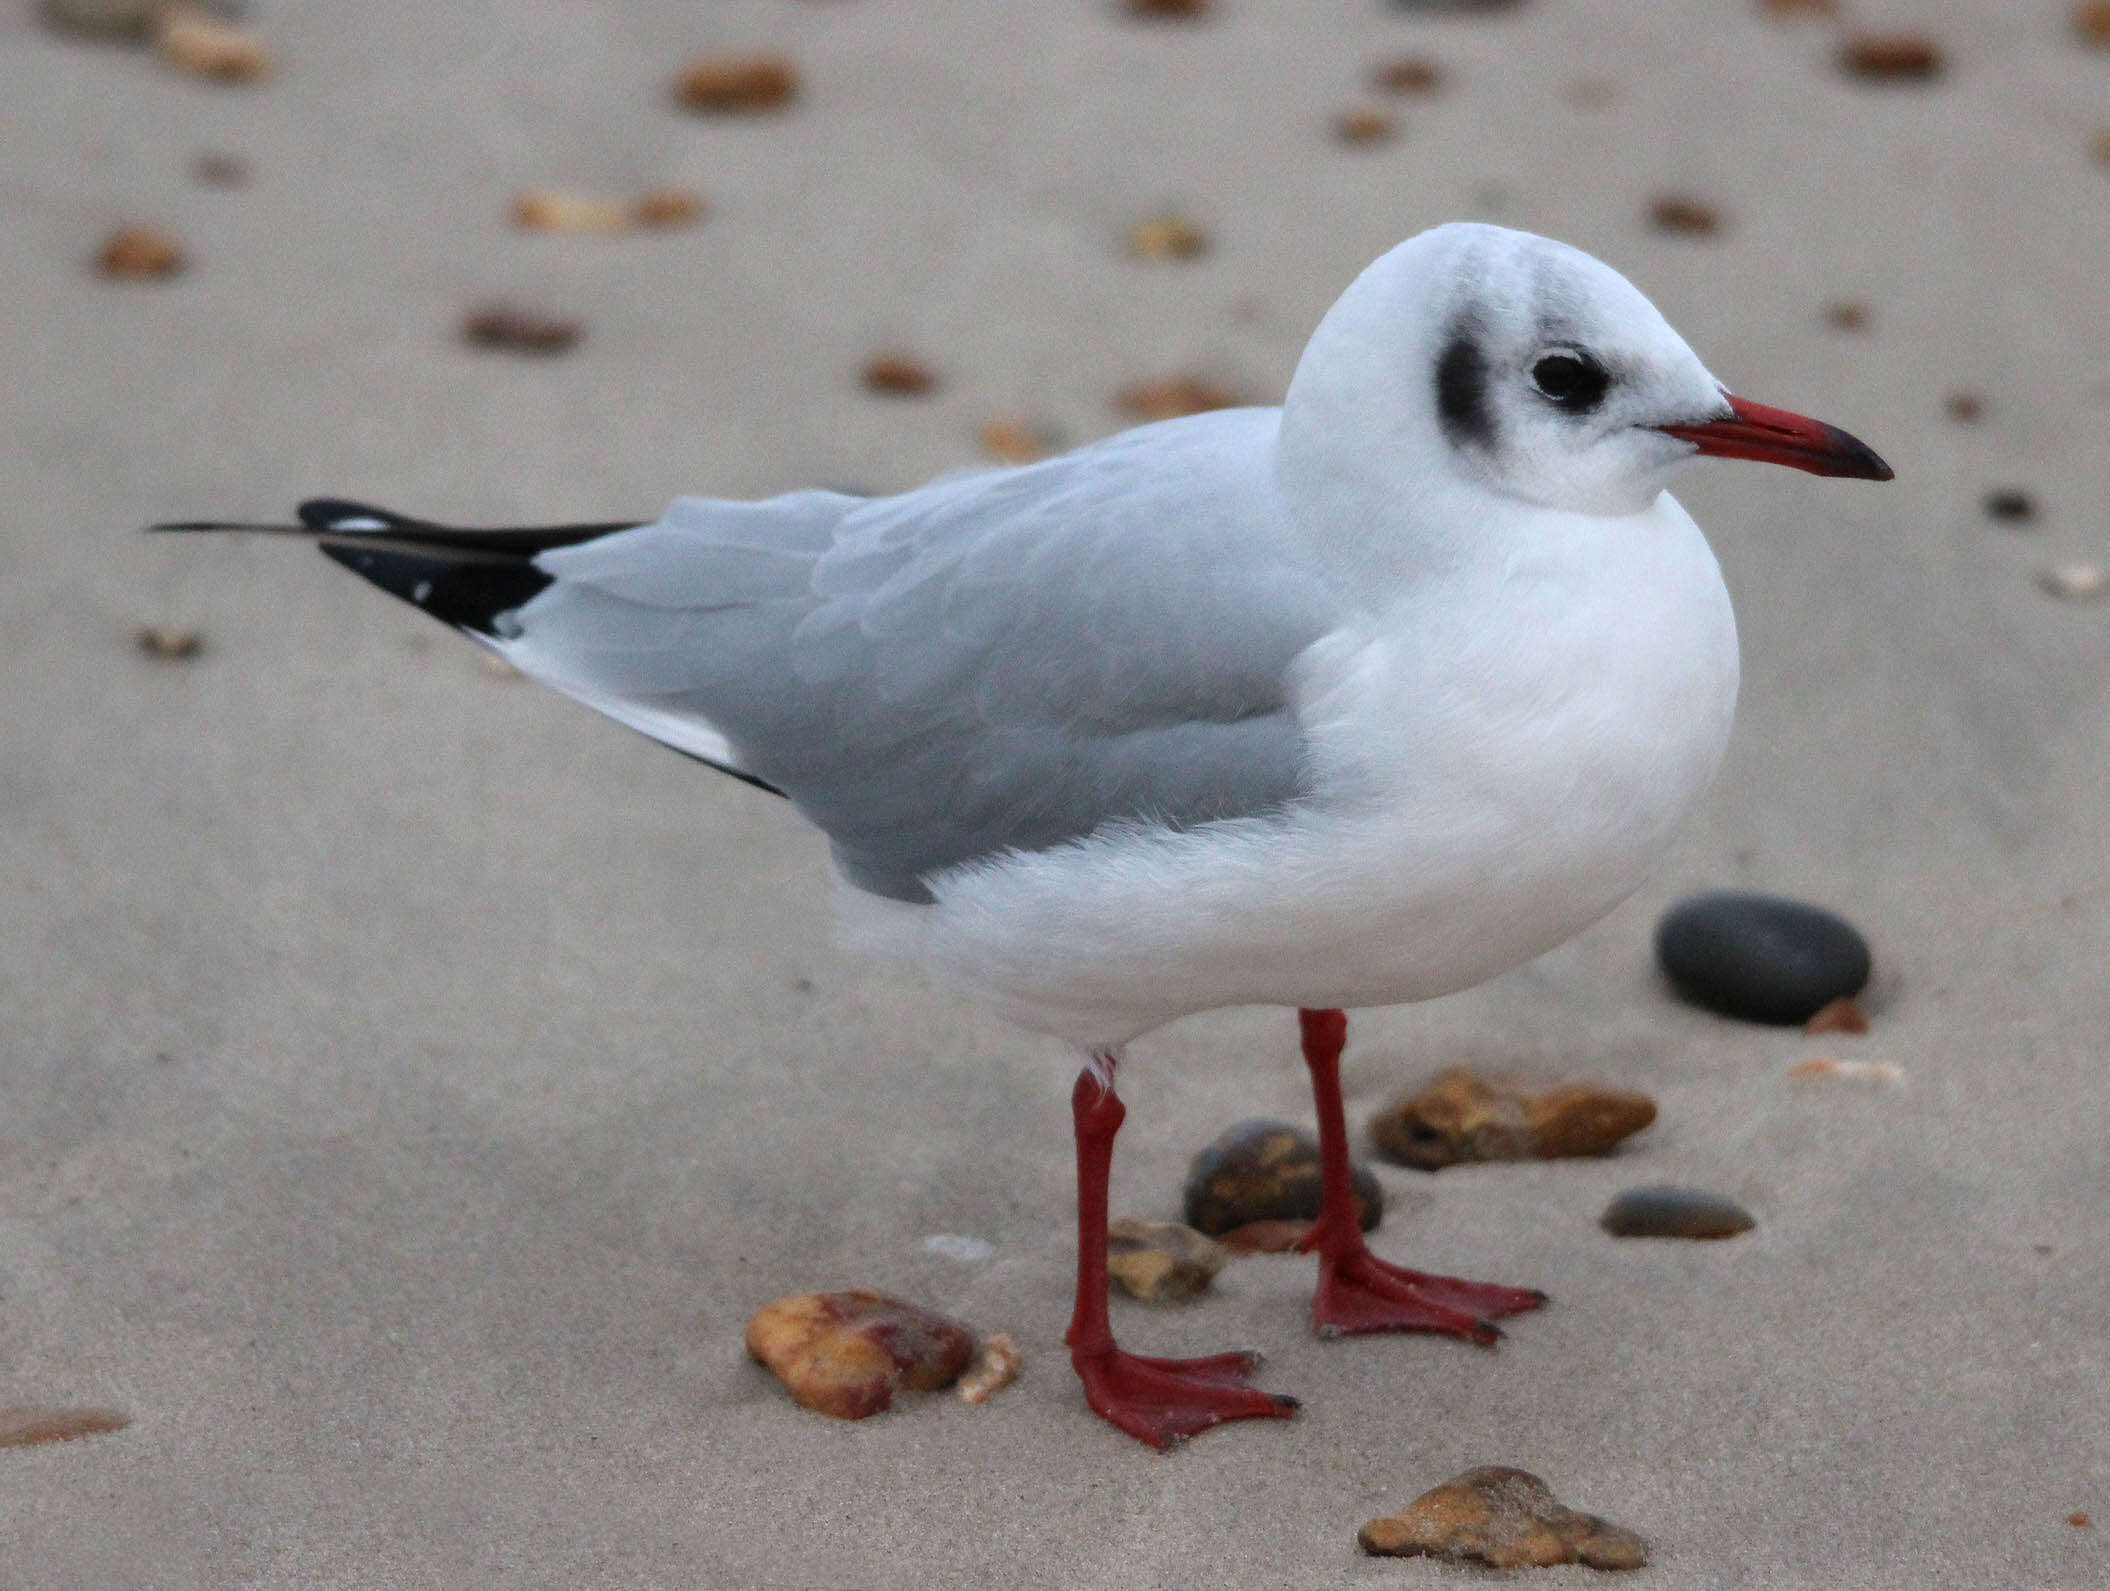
xmin=1600 ymin=1184 xmax=1754 ymax=1239
xmin=1982 ymin=488 xmax=2035 ymax=523
xmin=1655 ymin=890 xmax=1871 ymax=1025
xmin=1183 ymin=1119 xmax=1382 ymax=1237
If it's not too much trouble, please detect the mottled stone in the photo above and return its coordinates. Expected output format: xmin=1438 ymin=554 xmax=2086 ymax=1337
xmin=1359 ymin=1466 xmax=1646 ymax=1570
xmin=1106 ymin=1217 xmax=1228 ymax=1303
xmin=1656 ymin=890 xmax=1872 ymax=1025
xmin=1600 ymin=1184 xmax=1754 ymax=1240
xmin=1369 ymin=1070 xmax=1655 ymax=1171
xmin=745 ymin=1290 xmax=975 ymax=1420
xmin=956 ymin=1332 xmax=1021 ymax=1405
xmin=1183 ymin=1119 xmax=1381 ymax=1237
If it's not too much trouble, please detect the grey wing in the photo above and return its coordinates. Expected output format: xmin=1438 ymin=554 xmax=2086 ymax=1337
xmin=509 ymin=410 xmax=1344 ymax=902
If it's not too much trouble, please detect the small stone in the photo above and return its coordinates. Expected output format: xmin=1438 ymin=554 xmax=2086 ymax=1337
xmin=633 ymin=187 xmax=707 ymax=228
xmin=1802 ymin=996 xmax=1869 ymax=1035
xmin=2040 ymin=562 xmax=2107 ymax=601
xmin=1600 ymin=1184 xmax=1754 ymax=1240
xmin=511 ymin=190 xmax=635 ymax=234
xmin=1106 ymin=1217 xmax=1229 ymax=1303
xmin=1183 ymin=1119 xmax=1381 ymax=1238
xmin=1982 ymin=488 xmax=2036 ymax=523
xmin=1839 ymin=34 xmax=1944 ymax=80
xmin=1369 ymin=1070 xmax=1656 ymax=1171
xmin=2076 ymin=2 xmax=2110 ymax=46
xmin=2071 ymin=1511 xmax=2094 ymax=1528
xmin=97 ymin=223 xmax=186 ymax=280
xmin=137 ymin=624 xmax=202 ymax=659
xmin=1759 ymin=0 xmax=1834 ymax=13
xmin=1126 ymin=214 xmax=1207 ymax=261
xmin=745 ymin=1290 xmax=975 ymax=1420
xmin=862 ymin=353 xmax=937 ymax=396
xmin=1824 ymin=300 xmax=1869 ymax=332
xmin=461 ymin=305 xmax=581 ymax=354
xmin=0 ymin=1406 xmax=131 ymax=1448
xmin=1655 ymin=889 xmax=1873 ymax=1025
xmin=1359 ymin=1466 xmax=1647 ymax=1570
xmin=1115 ymin=374 xmax=1243 ymax=422
xmin=956 ymin=1332 xmax=1021 ymax=1405
xmin=191 ymin=151 xmax=248 ymax=186
xmin=674 ymin=55 xmax=798 ymax=112
xmin=1787 ymin=1056 xmax=1903 ymax=1084
xmin=921 ymin=1232 xmax=993 ymax=1263
xmin=40 ymin=0 xmax=242 ymax=38
xmin=1945 ymin=391 xmax=1984 ymax=421
xmin=1335 ymin=108 xmax=1397 ymax=146
xmin=1648 ymin=195 xmax=1720 ymax=236
xmin=1215 ymin=1218 xmax=1313 ymax=1254
xmin=1372 ymin=56 xmax=1443 ymax=95
xmin=1126 ymin=0 xmax=1209 ymax=14
xmin=155 ymin=7 xmax=269 ymax=81
xmin=978 ymin=416 xmax=1054 ymax=465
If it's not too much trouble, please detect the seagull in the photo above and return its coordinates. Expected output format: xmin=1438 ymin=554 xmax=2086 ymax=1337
xmin=159 ymin=222 xmax=1891 ymax=1449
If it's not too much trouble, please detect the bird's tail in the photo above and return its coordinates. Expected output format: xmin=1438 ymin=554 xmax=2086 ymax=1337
xmin=150 ymin=497 xmax=645 ymax=636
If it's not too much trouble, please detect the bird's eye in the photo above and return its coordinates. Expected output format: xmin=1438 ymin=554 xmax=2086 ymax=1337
xmin=1530 ymin=352 xmax=1609 ymax=410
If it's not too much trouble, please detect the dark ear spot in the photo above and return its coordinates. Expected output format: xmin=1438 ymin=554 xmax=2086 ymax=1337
xmin=1436 ymin=330 xmax=1495 ymax=449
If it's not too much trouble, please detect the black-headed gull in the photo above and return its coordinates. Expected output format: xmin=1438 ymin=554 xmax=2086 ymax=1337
xmin=161 ymin=222 xmax=1891 ymax=1449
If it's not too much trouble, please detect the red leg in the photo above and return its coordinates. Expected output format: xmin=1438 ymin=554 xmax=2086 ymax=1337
xmin=1066 ymin=1056 xmax=1299 ymax=1449
xmin=1298 ymin=1008 xmax=1546 ymax=1343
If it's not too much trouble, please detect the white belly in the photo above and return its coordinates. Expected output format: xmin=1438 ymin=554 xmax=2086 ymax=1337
xmin=869 ymin=497 xmax=1740 ymax=1049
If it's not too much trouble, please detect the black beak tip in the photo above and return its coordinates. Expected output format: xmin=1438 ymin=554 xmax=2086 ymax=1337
xmin=1829 ymin=425 xmax=1894 ymax=482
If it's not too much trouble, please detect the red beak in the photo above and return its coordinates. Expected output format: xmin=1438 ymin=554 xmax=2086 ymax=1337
xmin=1659 ymin=393 xmax=1893 ymax=481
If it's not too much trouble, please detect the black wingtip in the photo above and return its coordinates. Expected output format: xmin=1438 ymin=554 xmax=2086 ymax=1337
xmin=319 ymin=542 xmax=552 ymax=637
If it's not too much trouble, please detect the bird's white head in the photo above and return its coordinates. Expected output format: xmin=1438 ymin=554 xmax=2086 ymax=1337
xmin=1280 ymin=222 xmax=1890 ymax=525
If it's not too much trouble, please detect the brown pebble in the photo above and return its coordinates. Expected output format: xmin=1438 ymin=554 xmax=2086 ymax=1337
xmin=1372 ymin=56 xmax=1443 ymax=94
xmin=674 ymin=55 xmax=798 ymax=112
xmin=979 ymin=416 xmax=1053 ymax=465
xmin=1116 ymin=374 xmax=1244 ymax=422
xmin=862 ymin=353 xmax=938 ymax=396
xmin=1803 ymin=996 xmax=1869 ymax=1035
xmin=2071 ymin=1511 xmax=2094 ymax=1527
xmin=1106 ymin=1217 xmax=1229 ymax=1303
xmin=1335 ymin=107 xmax=1397 ymax=146
xmin=1370 ymin=1070 xmax=1656 ymax=1172
xmin=634 ymin=187 xmax=707 ymax=228
xmin=1759 ymin=0 xmax=1836 ymax=13
xmin=956 ymin=1332 xmax=1022 ymax=1405
xmin=511 ymin=190 xmax=634 ymax=235
xmin=1840 ymin=34 xmax=1944 ymax=80
xmin=1126 ymin=0 xmax=1210 ymax=16
xmin=137 ymin=625 xmax=203 ymax=660
xmin=0 ymin=1405 xmax=131 ymax=1448
xmin=461 ymin=305 xmax=581 ymax=354
xmin=191 ymin=151 xmax=248 ymax=187
xmin=1649 ymin=195 xmax=1720 ymax=236
xmin=2076 ymin=2 xmax=2110 ymax=45
xmin=97 ymin=224 xmax=186 ymax=280
xmin=1600 ymin=1184 xmax=1754 ymax=1240
xmin=1183 ymin=1119 xmax=1381 ymax=1237
xmin=1824 ymin=300 xmax=1869 ymax=332
xmin=745 ymin=1290 xmax=975 ymax=1420
xmin=1359 ymin=1466 xmax=1647 ymax=1570
xmin=1215 ymin=1218 xmax=1312 ymax=1254
xmin=155 ymin=8 xmax=269 ymax=81
xmin=1945 ymin=390 xmax=1984 ymax=422
xmin=1127 ymin=214 xmax=1207 ymax=261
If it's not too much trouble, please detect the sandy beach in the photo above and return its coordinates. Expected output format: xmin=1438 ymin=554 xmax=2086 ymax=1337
xmin=1 ymin=1 xmax=2106 ymax=1585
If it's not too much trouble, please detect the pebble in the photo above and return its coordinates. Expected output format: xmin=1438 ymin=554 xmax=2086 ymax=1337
xmin=39 ymin=0 xmax=242 ymax=37
xmin=0 ymin=1405 xmax=131 ymax=1447
xmin=191 ymin=151 xmax=248 ymax=186
xmin=511 ymin=187 xmax=708 ymax=234
xmin=97 ymin=224 xmax=186 ymax=279
xmin=1945 ymin=391 xmax=1984 ymax=421
xmin=921 ymin=1232 xmax=992 ymax=1264
xmin=1369 ymin=1070 xmax=1655 ymax=1172
xmin=1787 ymin=1055 xmax=1903 ymax=1084
xmin=1759 ymin=0 xmax=1836 ymax=13
xmin=155 ymin=8 xmax=269 ymax=81
xmin=1126 ymin=215 xmax=1207 ymax=261
xmin=1824 ymin=300 xmax=1869 ymax=332
xmin=634 ymin=188 xmax=707 ymax=228
xmin=2076 ymin=2 xmax=2110 ymax=46
xmin=862 ymin=353 xmax=938 ymax=396
xmin=1214 ymin=1217 xmax=1313 ymax=1254
xmin=2071 ymin=1511 xmax=2094 ymax=1528
xmin=136 ymin=624 xmax=203 ymax=659
xmin=978 ymin=416 xmax=1053 ymax=465
xmin=1126 ymin=0 xmax=1210 ymax=15
xmin=1359 ymin=1466 xmax=1647 ymax=1570
xmin=1655 ymin=889 xmax=1872 ymax=1025
xmin=674 ymin=55 xmax=798 ymax=113
xmin=1106 ymin=1217 xmax=1229 ymax=1303
xmin=1600 ymin=1184 xmax=1754 ymax=1240
xmin=1115 ymin=374 xmax=1243 ymax=422
xmin=2094 ymin=129 xmax=2110 ymax=166
xmin=461 ymin=305 xmax=581 ymax=354
xmin=745 ymin=1290 xmax=976 ymax=1420
xmin=956 ymin=1332 xmax=1021 ymax=1405
xmin=1839 ymin=34 xmax=1944 ymax=80
xmin=1802 ymin=995 xmax=1869 ymax=1035
xmin=1334 ymin=108 xmax=1397 ymax=146
xmin=1372 ymin=56 xmax=1443 ymax=95
xmin=1983 ymin=488 xmax=2036 ymax=523
xmin=1183 ymin=1119 xmax=1381 ymax=1238
xmin=2040 ymin=563 xmax=2107 ymax=601
xmin=1648 ymin=195 xmax=1720 ymax=236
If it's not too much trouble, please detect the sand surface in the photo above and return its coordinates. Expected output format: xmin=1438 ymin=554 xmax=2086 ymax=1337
xmin=2 ymin=1 xmax=2106 ymax=1585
